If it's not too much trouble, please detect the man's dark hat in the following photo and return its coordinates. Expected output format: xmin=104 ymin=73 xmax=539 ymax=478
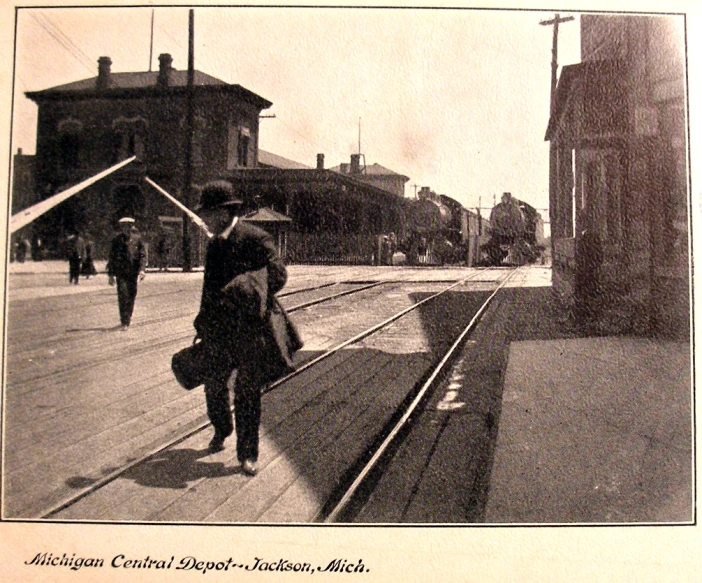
xmin=196 ymin=180 xmax=243 ymax=211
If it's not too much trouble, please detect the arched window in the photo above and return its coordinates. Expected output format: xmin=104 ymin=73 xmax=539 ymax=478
xmin=57 ymin=118 xmax=83 ymax=171
xmin=112 ymin=116 xmax=148 ymax=161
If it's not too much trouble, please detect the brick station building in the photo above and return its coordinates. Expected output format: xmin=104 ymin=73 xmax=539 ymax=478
xmin=23 ymin=53 xmax=271 ymax=261
xmin=546 ymin=14 xmax=689 ymax=338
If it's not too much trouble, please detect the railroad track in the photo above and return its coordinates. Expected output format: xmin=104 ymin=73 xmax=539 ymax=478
xmin=34 ymin=266 xmax=513 ymax=521
xmin=5 ymin=281 xmax=389 ymax=377
xmin=322 ymin=267 xmax=518 ymax=522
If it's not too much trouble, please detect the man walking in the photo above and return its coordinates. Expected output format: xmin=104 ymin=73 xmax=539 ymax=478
xmin=194 ymin=180 xmax=290 ymax=476
xmin=107 ymin=217 xmax=146 ymax=331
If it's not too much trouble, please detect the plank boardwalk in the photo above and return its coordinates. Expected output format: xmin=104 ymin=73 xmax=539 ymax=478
xmin=4 ymin=265 xmax=491 ymax=521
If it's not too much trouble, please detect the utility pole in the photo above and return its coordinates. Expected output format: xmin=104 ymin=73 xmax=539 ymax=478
xmin=182 ymin=8 xmax=195 ymax=272
xmin=410 ymin=184 xmax=419 ymax=198
xmin=540 ymin=13 xmax=574 ymax=240
xmin=358 ymin=117 xmax=361 ymax=155
xmin=148 ymin=9 xmax=154 ymax=71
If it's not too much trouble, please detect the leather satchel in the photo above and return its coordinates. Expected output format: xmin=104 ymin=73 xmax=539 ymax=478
xmin=171 ymin=338 xmax=216 ymax=390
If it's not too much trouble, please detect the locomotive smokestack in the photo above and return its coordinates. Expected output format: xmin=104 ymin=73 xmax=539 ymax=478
xmin=317 ymin=153 xmax=325 ymax=170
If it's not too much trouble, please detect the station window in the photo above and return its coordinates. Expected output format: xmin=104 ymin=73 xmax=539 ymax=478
xmin=580 ymin=149 xmax=622 ymax=243
xmin=57 ymin=118 xmax=83 ymax=171
xmin=59 ymin=132 xmax=80 ymax=170
xmin=112 ymin=117 xmax=148 ymax=161
xmin=237 ymin=129 xmax=250 ymax=167
xmin=227 ymin=122 xmax=251 ymax=169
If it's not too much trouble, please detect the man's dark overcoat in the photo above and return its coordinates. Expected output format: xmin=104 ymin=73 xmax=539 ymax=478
xmin=107 ymin=230 xmax=146 ymax=279
xmin=195 ymin=219 xmax=300 ymax=383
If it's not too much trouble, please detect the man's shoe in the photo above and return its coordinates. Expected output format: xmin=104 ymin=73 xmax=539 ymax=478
xmin=241 ymin=460 xmax=258 ymax=476
xmin=207 ymin=434 xmax=226 ymax=453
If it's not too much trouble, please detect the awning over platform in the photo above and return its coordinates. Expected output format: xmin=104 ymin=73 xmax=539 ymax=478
xmin=545 ymin=59 xmax=628 ymax=143
xmin=242 ymin=207 xmax=292 ymax=223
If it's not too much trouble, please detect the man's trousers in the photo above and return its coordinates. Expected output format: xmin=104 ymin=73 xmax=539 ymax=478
xmin=204 ymin=365 xmax=263 ymax=463
xmin=116 ymin=276 xmax=139 ymax=326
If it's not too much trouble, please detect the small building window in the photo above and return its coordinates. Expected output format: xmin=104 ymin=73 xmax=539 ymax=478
xmin=237 ymin=133 xmax=250 ymax=167
xmin=59 ymin=132 xmax=80 ymax=170
xmin=112 ymin=116 xmax=148 ymax=161
xmin=227 ymin=122 xmax=252 ymax=169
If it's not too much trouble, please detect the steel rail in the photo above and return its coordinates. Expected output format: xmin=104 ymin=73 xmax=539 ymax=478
xmin=322 ymin=267 xmax=521 ymax=523
xmin=278 ymin=281 xmax=338 ymax=297
xmin=262 ymin=268 xmax=493 ymax=393
xmin=40 ymin=268 xmax=494 ymax=519
xmin=14 ymin=282 xmax=390 ymax=387
xmin=285 ymin=282 xmax=384 ymax=311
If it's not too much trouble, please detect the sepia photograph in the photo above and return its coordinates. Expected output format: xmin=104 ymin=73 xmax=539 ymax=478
xmin=0 ymin=0 xmax=698 ymax=580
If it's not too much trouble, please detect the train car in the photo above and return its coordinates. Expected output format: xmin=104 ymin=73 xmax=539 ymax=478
xmin=481 ymin=193 xmax=545 ymax=266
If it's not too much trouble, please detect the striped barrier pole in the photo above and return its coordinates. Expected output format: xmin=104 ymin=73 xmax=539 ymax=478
xmin=10 ymin=156 xmax=136 ymax=234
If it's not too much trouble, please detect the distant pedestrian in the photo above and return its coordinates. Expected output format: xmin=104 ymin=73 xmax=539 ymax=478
xmin=31 ymin=234 xmax=43 ymax=261
xmin=107 ymin=217 xmax=146 ymax=331
xmin=417 ymin=236 xmax=428 ymax=264
xmin=387 ymin=232 xmax=397 ymax=266
xmin=81 ymin=236 xmax=98 ymax=279
xmin=15 ymin=237 xmax=29 ymax=263
xmin=65 ymin=231 xmax=85 ymax=285
xmin=155 ymin=233 xmax=170 ymax=271
xmin=379 ymin=235 xmax=389 ymax=266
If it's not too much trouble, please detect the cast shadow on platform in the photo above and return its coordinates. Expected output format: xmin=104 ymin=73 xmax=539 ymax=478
xmin=65 ymin=325 xmax=130 ymax=333
xmin=120 ymin=448 xmax=243 ymax=489
xmin=66 ymin=448 xmax=243 ymax=492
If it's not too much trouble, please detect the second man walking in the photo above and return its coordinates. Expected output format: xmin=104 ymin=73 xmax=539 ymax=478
xmin=107 ymin=216 xmax=146 ymax=331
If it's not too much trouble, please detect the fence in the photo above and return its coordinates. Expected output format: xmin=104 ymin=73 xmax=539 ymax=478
xmin=285 ymin=231 xmax=376 ymax=265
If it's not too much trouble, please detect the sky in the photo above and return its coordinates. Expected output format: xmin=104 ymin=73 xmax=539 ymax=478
xmin=10 ymin=5 xmax=582 ymax=215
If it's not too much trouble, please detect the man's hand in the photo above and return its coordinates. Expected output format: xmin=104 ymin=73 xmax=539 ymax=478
xmin=139 ymin=271 xmax=146 ymax=281
xmin=108 ymin=275 xmax=115 ymax=286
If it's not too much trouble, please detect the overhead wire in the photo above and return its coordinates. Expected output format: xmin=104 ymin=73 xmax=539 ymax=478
xmin=29 ymin=12 xmax=94 ymax=74
xmin=27 ymin=9 xmax=340 ymax=167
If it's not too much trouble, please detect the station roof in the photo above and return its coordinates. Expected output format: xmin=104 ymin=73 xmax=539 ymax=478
xmin=329 ymin=162 xmax=409 ymax=182
xmin=258 ymin=150 xmax=312 ymax=170
xmin=545 ymin=59 xmax=627 ymax=142
xmin=40 ymin=69 xmax=227 ymax=92
xmin=26 ymin=69 xmax=272 ymax=109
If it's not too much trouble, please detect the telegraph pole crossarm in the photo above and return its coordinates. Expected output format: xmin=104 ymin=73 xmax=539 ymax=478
xmin=540 ymin=13 xmax=575 ymax=116
xmin=540 ymin=13 xmax=574 ymax=242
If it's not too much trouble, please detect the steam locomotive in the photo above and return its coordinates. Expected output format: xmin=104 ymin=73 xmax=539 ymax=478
xmin=401 ymin=188 xmax=544 ymax=267
xmin=480 ymin=193 xmax=545 ymax=266
xmin=402 ymin=188 xmax=488 ymax=265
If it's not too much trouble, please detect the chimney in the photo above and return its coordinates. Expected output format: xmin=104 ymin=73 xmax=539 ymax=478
xmin=17 ymin=148 xmax=23 ymax=155
xmin=350 ymin=153 xmax=361 ymax=175
xmin=97 ymin=56 xmax=112 ymax=90
xmin=157 ymin=53 xmax=174 ymax=87
xmin=316 ymin=153 xmax=325 ymax=170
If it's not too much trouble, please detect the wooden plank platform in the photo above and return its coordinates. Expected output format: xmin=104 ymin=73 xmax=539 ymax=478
xmin=4 ymin=265 xmax=501 ymax=519
xmin=51 ymin=288 xmax=491 ymax=522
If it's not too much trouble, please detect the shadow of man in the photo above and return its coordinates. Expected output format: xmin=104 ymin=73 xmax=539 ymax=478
xmin=119 ymin=448 xmax=242 ymax=489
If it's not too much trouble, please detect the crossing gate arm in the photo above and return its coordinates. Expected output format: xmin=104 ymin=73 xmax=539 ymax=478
xmin=10 ymin=156 xmax=136 ymax=234
xmin=144 ymin=177 xmax=213 ymax=239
